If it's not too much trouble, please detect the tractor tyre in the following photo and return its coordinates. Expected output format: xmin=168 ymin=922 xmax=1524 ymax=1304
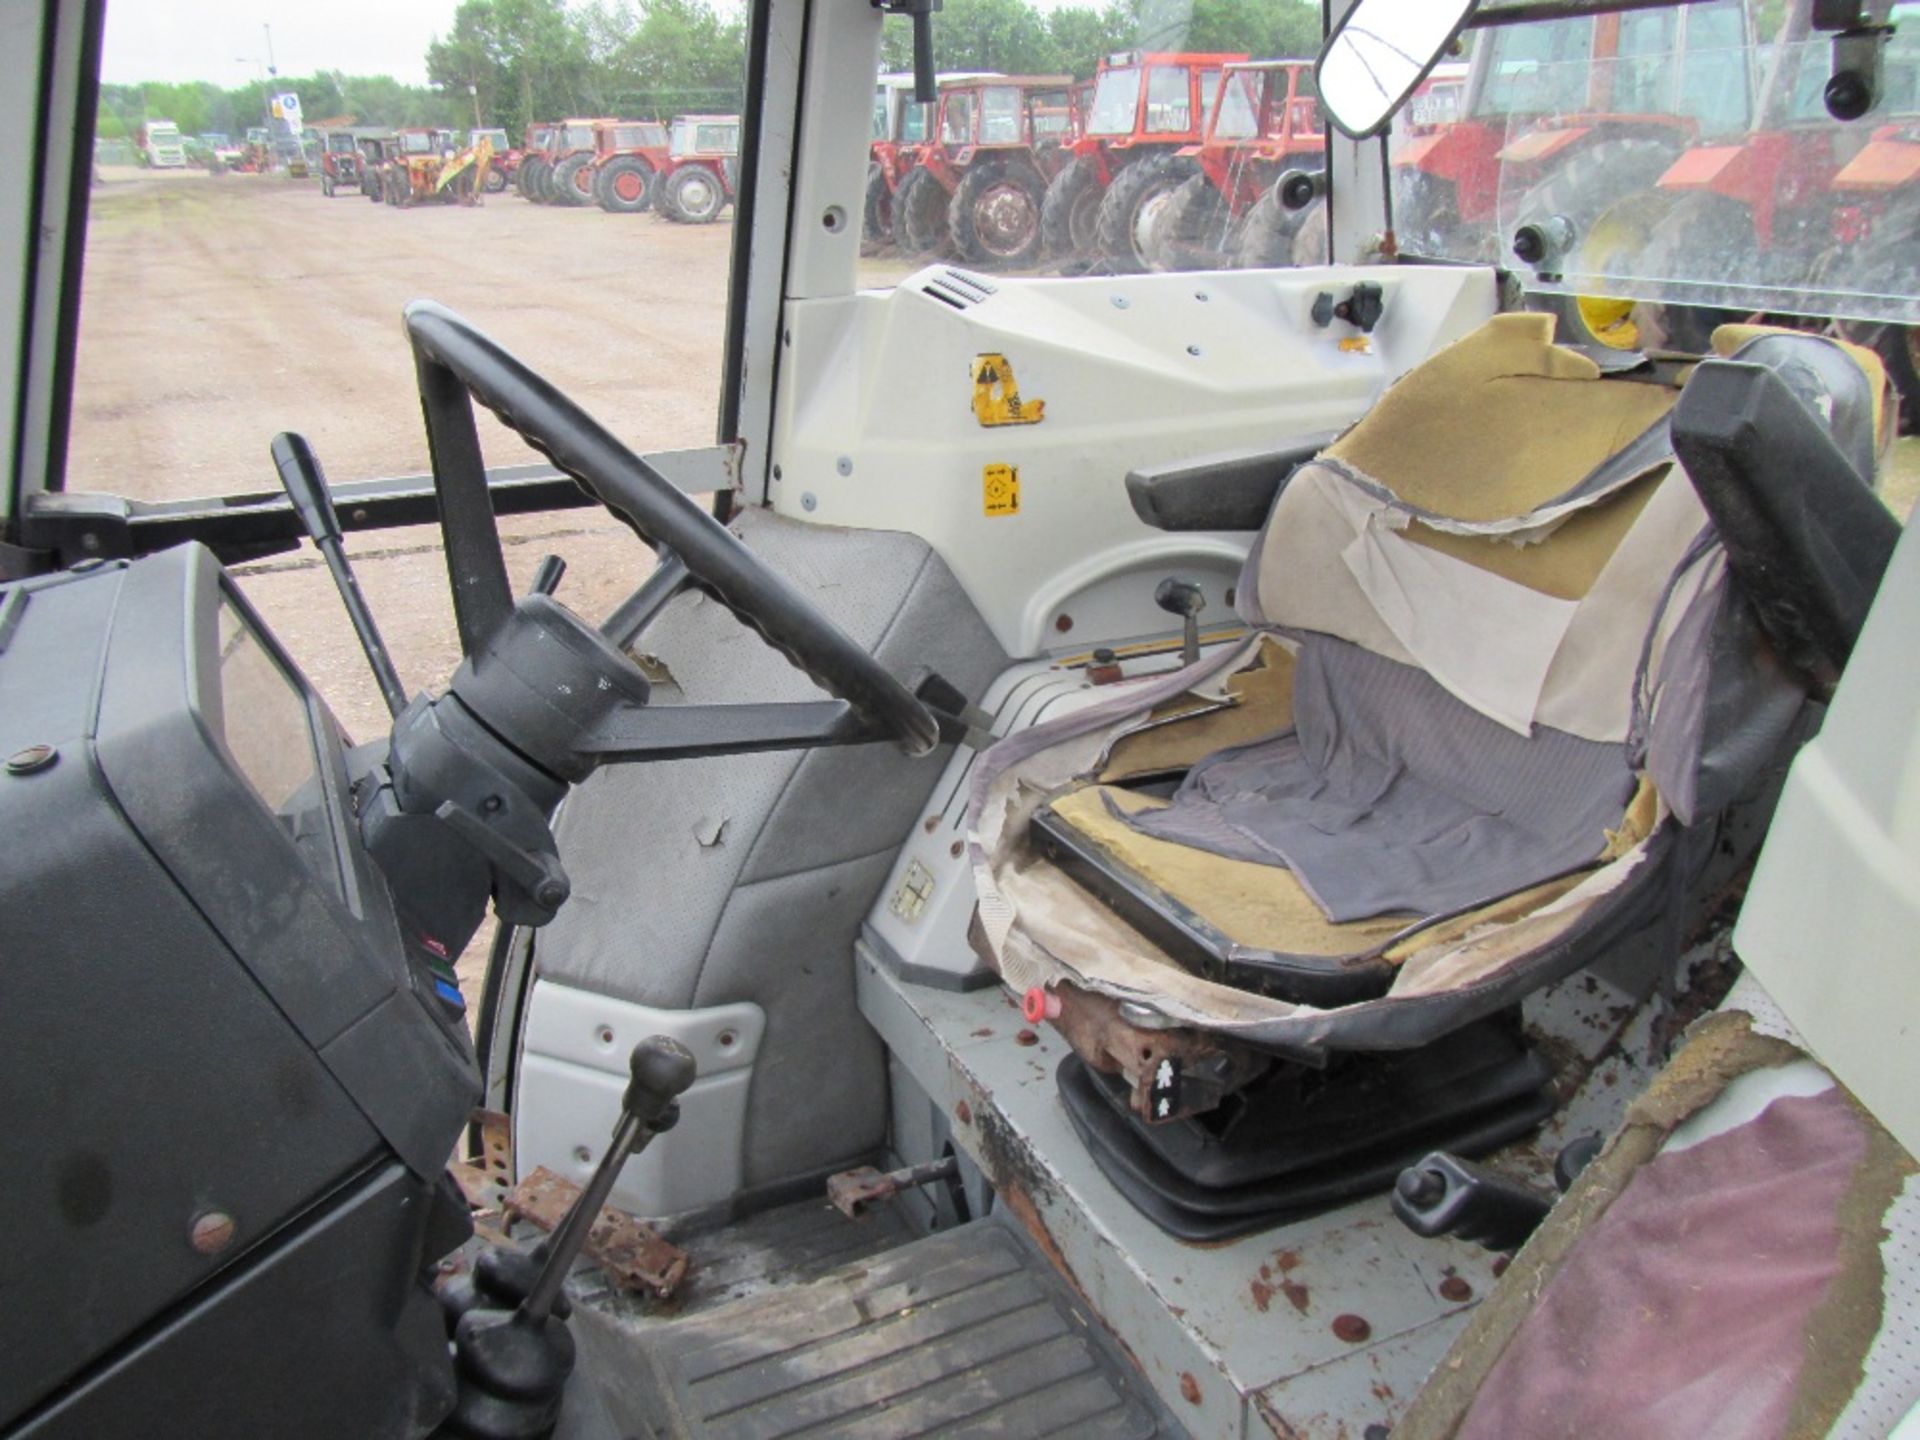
xmin=1835 ymin=195 xmax=1920 ymax=434
xmin=595 ymin=155 xmax=655 ymax=213
xmin=1041 ymin=157 xmax=1104 ymax=264
xmin=483 ymin=163 xmax=509 ymax=194
xmin=1235 ymin=183 xmax=1307 ymax=267
xmin=366 ymin=174 xmax=382 ymax=203
xmin=552 ymin=154 xmax=594 ymax=207
xmin=949 ymin=161 xmax=1046 ymax=269
xmin=514 ymin=158 xmax=538 ymax=200
xmin=862 ymin=162 xmax=893 ymax=254
xmin=1150 ymin=173 xmax=1232 ymax=271
xmin=892 ymin=166 xmax=950 ymax=257
xmin=523 ymin=158 xmax=552 ymax=203
xmin=1634 ymin=190 xmax=1756 ymax=353
xmin=664 ymin=163 xmax=728 ymax=223
xmin=1511 ymin=136 xmax=1688 ymax=351
xmin=1095 ymin=153 xmax=1196 ymax=275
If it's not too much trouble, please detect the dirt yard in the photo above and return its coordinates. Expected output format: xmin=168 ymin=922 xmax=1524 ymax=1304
xmin=67 ymin=165 xmax=1919 ymax=1000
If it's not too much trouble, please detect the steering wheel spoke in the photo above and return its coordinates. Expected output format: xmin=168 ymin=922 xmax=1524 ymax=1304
xmin=403 ymin=300 xmax=940 ymax=756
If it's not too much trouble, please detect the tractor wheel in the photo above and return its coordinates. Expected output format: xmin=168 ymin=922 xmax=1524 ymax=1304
xmin=523 ymin=158 xmax=552 ymax=203
xmin=1040 ymin=157 xmax=1103 ymax=263
xmin=1150 ymin=173 xmax=1232 ymax=271
xmin=861 ymin=163 xmax=893 ymax=254
xmin=1235 ymin=183 xmax=1307 ymax=267
xmin=1095 ymin=153 xmax=1196 ymax=275
xmin=366 ymin=174 xmax=382 ymax=203
xmin=892 ymin=166 xmax=950 ymax=257
xmin=664 ymin=164 xmax=728 ymax=223
xmin=1512 ymin=136 xmax=1688 ymax=351
xmin=949 ymin=162 xmax=1045 ymax=269
xmin=515 ymin=158 xmax=539 ymax=200
xmin=483 ymin=163 xmax=509 ymax=194
xmin=1634 ymin=190 xmax=1756 ymax=353
xmin=595 ymin=155 xmax=654 ymax=213
xmin=1835 ymin=196 xmax=1920 ymax=434
xmin=551 ymin=154 xmax=594 ymax=207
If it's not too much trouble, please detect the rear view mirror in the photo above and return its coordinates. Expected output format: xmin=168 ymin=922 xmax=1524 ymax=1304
xmin=1316 ymin=0 xmax=1478 ymax=139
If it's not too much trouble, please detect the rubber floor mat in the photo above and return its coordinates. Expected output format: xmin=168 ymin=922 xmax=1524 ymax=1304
xmin=636 ymin=1218 xmax=1175 ymax=1438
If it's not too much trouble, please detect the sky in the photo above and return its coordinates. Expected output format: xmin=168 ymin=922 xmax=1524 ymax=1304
xmin=99 ymin=0 xmax=463 ymax=86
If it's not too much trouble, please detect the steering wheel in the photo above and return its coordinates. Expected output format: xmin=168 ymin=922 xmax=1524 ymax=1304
xmin=402 ymin=300 xmax=939 ymax=757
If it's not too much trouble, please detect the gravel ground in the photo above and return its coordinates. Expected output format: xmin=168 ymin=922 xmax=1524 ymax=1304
xmin=67 ymin=165 xmax=1917 ymax=1002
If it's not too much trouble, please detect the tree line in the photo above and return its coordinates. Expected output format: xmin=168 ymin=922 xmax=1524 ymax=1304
xmin=98 ymin=0 xmax=1321 ymax=143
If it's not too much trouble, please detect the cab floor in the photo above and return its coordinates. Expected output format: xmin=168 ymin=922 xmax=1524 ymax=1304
xmin=568 ymin=1212 xmax=1182 ymax=1439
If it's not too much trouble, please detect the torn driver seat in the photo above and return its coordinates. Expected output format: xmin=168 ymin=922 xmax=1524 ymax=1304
xmin=966 ymin=314 xmax=1890 ymax=1236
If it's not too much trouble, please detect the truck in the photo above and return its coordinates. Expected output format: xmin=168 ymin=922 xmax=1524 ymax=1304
xmin=138 ymin=119 xmax=185 ymax=169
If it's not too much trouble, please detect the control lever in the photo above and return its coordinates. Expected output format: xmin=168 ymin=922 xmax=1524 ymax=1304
xmin=1154 ymin=578 xmax=1205 ymax=669
xmin=441 ymin=1037 xmax=696 ymax=1440
xmin=270 ymin=432 xmax=409 ymax=718
xmin=1391 ymin=1151 xmax=1555 ymax=1252
xmin=529 ymin=554 xmax=567 ymax=597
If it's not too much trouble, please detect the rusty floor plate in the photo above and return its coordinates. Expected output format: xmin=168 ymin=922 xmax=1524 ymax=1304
xmin=617 ymin=1218 xmax=1177 ymax=1440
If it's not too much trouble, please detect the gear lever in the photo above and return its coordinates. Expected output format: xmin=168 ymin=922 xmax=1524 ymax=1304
xmin=439 ymin=1036 xmax=697 ymax=1440
xmin=1154 ymin=578 xmax=1205 ymax=669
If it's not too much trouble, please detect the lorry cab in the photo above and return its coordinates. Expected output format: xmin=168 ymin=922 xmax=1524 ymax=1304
xmin=2 ymin=0 xmax=1917 ymax=1437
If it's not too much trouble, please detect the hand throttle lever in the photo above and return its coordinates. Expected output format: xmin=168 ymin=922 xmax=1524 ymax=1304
xmin=438 ymin=1037 xmax=696 ymax=1440
xmin=1155 ymin=578 xmax=1205 ymax=669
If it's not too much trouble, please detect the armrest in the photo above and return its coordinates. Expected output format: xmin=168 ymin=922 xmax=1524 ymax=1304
xmin=1125 ymin=434 xmax=1336 ymax=532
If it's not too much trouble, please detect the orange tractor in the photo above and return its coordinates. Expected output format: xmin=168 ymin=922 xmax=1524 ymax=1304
xmin=1144 ymin=60 xmax=1324 ymax=271
xmin=1585 ymin=0 xmax=1918 ymax=417
xmin=585 ymin=120 xmax=672 ymax=213
xmin=1371 ymin=2 xmax=1755 ymax=348
xmin=890 ymin=75 xmax=1081 ymax=267
xmin=1039 ymin=50 xmax=1247 ymax=272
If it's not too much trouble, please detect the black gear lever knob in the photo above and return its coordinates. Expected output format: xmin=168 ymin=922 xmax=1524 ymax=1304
xmin=1154 ymin=579 xmax=1206 ymax=668
xmin=624 ymin=1035 xmax=697 ymax=1131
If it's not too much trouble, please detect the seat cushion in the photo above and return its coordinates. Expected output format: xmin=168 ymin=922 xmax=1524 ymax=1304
xmin=1119 ymin=635 xmax=1638 ymax=924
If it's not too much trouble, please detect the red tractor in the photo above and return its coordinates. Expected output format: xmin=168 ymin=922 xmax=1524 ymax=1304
xmin=1605 ymin=1 xmax=1919 ymax=414
xmin=865 ymin=73 xmax=937 ymax=252
xmin=542 ymin=119 xmax=618 ymax=207
xmin=1039 ymin=50 xmax=1247 ymax=272
xmin=585 ymin=120 xmax=672 ymax=214
xmin=1373 ymin=3 xmax=1754 ymax=347
xmin=514 ymin=123 xmax=556 ymax=200
xmin=654 ymin=115 xmax=742 ymax=224
xmin=1144 ymin=60 xmax=1324 ymax=271
xmin=890 ymin=75 xmax=1081 ymax=267
xmin=314 ymin=128 xmax=363 ymax=198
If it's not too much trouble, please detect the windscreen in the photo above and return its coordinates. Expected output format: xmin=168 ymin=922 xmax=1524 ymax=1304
xmin=1400 ymin=0 xmax=1920 ymax=333
xmin=1087 ymin=65 xmax=1142 ymax=135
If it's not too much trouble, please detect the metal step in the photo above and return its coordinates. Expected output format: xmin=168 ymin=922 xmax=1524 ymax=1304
xmin=625 ymin=1218 xmax=1178 ymax=1439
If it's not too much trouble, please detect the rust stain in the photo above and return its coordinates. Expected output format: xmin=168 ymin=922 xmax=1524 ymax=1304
xmin=1015 ymin=1028 xmax=1040 ymax=1046
xmin=971 ymin=1027 xmax=994 ymax=1038
xmin=1179 ymin=1372 xmax=1203 ymax=1405
xmin=953 ymin=1099 xmax=972 ymax=1125
xmin=1250 ymin=1278 xmax=1274 ymax=1312
xmin=1281 ymin=1278 xmax=1311 ymax=1314
xmin=1332 ymin=1313 xmax=1372 ymax=1343
xmin=1274 ymin=1248 xmax=1302 ymax=1273
xmin=1439 ymin=1275 xmax=1473 ymax=1303
xmin=504 ymin=1166 xmax=689 ymax=1300
xmin=1492 ymin=1254 xmax=1511 ymax=1278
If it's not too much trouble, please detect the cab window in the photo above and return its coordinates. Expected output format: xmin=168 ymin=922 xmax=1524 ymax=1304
xmin=1143 ymin=65 xmax=1193 ymax=133
xmin=980 ymin=87 xmax=1022 ymax=144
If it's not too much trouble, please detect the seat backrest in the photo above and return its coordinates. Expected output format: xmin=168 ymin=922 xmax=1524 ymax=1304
xmin=1241 ymin=313 xmax=1702 ymax=743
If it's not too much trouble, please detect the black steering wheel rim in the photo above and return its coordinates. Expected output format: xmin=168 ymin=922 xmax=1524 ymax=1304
xmin=403 ymin=299 xmax=940 ymax=756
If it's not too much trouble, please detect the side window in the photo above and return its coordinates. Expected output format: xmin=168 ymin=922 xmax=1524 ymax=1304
xmin=1143 ymin=66 xmax=1192 ymax=133
xmin=1679 ymin=2 xmax=1752 ymax=136
xmin=901 ymin=101 xmax=929 ymax=143
xmin=941 ymin=93 xmax=973 ymax=145
xmin=1198 ymin=69 xmax=1223 ymax=129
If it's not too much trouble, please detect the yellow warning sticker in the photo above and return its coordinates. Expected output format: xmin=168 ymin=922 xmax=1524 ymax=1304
xmin=972 ymin=353 xmax=1046 ymax=427
xmin=983 ymin=463 xmax=1020 ymax=517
